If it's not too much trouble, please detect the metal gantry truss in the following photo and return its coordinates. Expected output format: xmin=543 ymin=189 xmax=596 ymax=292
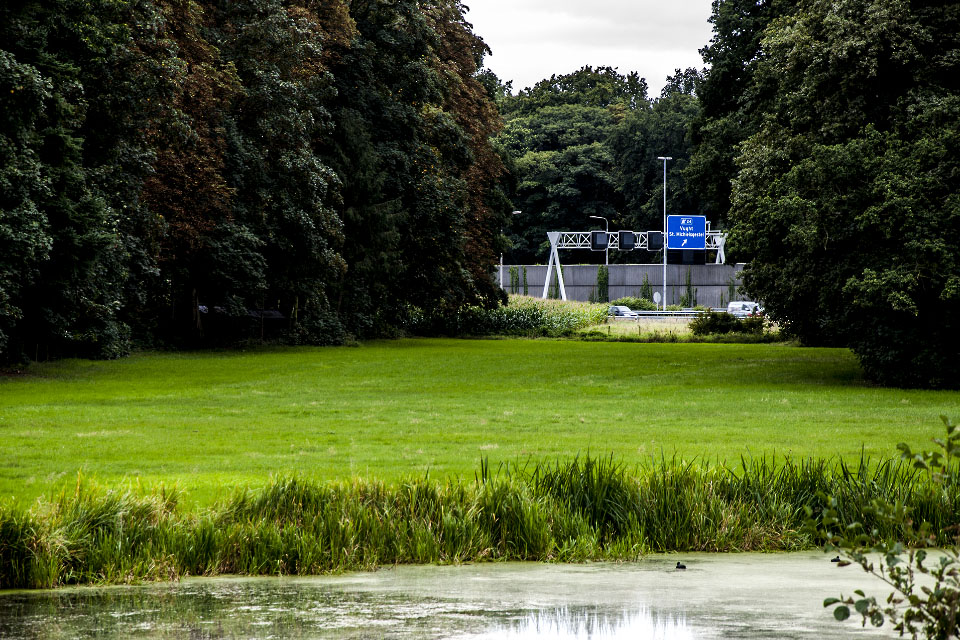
xmin=541 ymin=226 xmax=727 ymax=301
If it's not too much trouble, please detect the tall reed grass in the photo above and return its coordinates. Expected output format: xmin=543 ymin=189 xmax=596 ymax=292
xmin=2 ymin=454 xmax=956 ymax=589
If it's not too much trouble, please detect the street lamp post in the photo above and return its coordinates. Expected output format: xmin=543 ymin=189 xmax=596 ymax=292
xmin=500 ymin=210 xmax=522 ymax=290
xmin=588 ymin=215 xmax=609 ymax=265
xmin=657 ymin=157 xmax=672 ymax=310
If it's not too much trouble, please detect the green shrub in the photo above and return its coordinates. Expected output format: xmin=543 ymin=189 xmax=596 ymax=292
xmin=691 ymin=311 xmax=767 ymax=336
xmin=503 ymin=297 xmax=608 ymax=335
xmin=740 ymin=315 xmax=766 ymax=335
xmin=691 ymin=311 xmax=742 ymax=335
xmin=610 ymin=297 xmax=657 ymax=311
xmin=640 ymin=273 xmax=653 ymax=301
xmin=405 ymin=297 xmax=609 ymax=338
xmin=597 ymin=266 xmax=609 ymax=303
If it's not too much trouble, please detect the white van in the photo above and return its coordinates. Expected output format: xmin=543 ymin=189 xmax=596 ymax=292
xmin=727 ymin=301 xmax=761 ymax=318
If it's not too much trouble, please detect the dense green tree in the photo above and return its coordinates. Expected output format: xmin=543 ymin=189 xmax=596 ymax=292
xmin=0 ymin=46 xmax=53 ymax=356
xmin=0 ymin=0 xmax=159 ymax=360
xmin=728 ymin=0 xmax=960 ymax=387
xmin=0 ymin=0 xmax=507 ymax=360
xmin=317 ymin=0 xmax=405 ymax=336
xmin=322 ymin=0 xmax=463 ymax=332
xmin=499 ymin=67 xmax=646 ymax=263
xmin=136 ymin=0 xmax=247 ymax=345
xmin=501 ymin=65 xmax=704 ymax=264
xmin=659 ymin=67 xmax=701 ymax=98
xmin=212 ymin=0 xmax=347 ymax=344
xmin=611 ymin=70 xmax=703 ymax=234
xmin=322 ymin=0 xmax=507 ymax=334
xmin=80 ymin=1 xmax=170 ymax=348
xmin=424 ymin=0 xmax=510 ymax=308
xmin=512 ymin=141 xmax=622 ymax=261
xmin=505 ymin=65 xmax=648 ymax=116
xmin=686 ymin=0 xmax=794 ymax=223
xmin=500 ymin=103 xmax=617 ymax=155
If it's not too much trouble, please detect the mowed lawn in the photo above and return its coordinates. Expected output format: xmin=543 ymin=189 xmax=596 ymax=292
xmin=2 ymin=338 xmax=958 ymax=509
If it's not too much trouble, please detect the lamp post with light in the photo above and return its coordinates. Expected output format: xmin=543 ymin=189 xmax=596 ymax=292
xmin=500 ymin=210 xmax=522 ymax=290
xmin=588 ymin=215 xmax=609 ymax=265
xmin=656 ymin=156 xmax=672 ymax=310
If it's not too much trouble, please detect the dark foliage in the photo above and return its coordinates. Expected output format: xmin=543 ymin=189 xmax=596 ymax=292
xmin=690 ymin=310 xmax=764 ymax=336
xmin=498 ymin=65 xmax=703 ymax=265
xmin=694 ymin=0 xmax=960 ymax=388
xmin=0 ymin=0 xmax=508 ymax=360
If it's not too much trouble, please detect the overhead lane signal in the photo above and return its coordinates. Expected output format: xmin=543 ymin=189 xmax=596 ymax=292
xmin=590 ymin=231 xmax=609 ymax=252
xmin=647 ymin=231 xmax=663 ymax=251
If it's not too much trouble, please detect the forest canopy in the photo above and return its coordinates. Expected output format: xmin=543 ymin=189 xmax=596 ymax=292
xmin=0 ymin=0 xmax=509 ymax=360
xmin=2 ymin=0 xmax=958 ymax=388
xmin=496 ymin=65 xmax=703 ymax=264
xmin=690 ymin=0 xmax=960 ymax=388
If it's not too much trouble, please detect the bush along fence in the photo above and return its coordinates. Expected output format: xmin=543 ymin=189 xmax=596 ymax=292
xmin=406 ymin=296 xmax=609 ymax=337
xmin=507 ymin=267 xmax=530 ymax=296
xmin=690 ymin=310 xmax=766 ymax=335
xmin=3 ymin=451 xmax=959 ymax=589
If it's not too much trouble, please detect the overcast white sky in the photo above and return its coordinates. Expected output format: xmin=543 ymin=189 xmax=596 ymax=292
xmin=465 ymin=0 xmax=715 ymax=97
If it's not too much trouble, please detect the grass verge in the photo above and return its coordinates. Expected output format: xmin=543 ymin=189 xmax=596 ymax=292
xmin=2 ymin=339 xmax=958 ymax=509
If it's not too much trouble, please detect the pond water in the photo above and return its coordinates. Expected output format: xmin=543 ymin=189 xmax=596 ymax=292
xmin=0 ymin=552 xmax=894 ymax=639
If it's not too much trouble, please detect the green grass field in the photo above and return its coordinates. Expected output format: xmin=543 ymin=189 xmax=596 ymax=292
xmin=2 ymin=338 xmax=958 ymax=509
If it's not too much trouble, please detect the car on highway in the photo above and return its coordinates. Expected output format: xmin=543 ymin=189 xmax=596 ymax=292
xmin=727 ymin=301 xmax=762 ymax=318
xmin=608 ymin=305 xmax=639 ymax=317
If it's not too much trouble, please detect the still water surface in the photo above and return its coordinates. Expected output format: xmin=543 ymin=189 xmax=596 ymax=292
xmin=0 ymin=552 xmax=894 ymax=639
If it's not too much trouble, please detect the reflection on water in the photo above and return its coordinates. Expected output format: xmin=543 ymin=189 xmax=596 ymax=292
xmin=479 ymin=607 xmax=694 ymax=640
xmin=0 ymin=552 xmax=894 ymax=639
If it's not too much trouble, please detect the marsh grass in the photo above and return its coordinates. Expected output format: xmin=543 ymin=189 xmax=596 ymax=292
xmin=3 ymin=453 xmax=958 ymax=589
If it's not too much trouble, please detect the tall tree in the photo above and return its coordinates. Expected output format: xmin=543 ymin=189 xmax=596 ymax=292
xmin=505 ymin=65 xmax=648 ymax=116
xmin=611 ymin=69 xmax=703 ymax=234
xmin=426 ymin=0 xmax=509 ymax=306
xmin=322 ymin=0 xmax=453 ymax=333
xmin=137 ymin=0 xmax=247 ymax=345
xmin=0 ymin=44 xmax=53 ymax=356
xmin=1 ymin=0 xmax=512 ymax=360
xmin=324 ymin=0 xmax=506 ymax=334
xmin=213 ymin=0 xmax=346 ymax=343
xmin=685 ymin=0 xmax=795 ymax=224
xmin=500 ymin=65 xmax=705 ymax=264
xmin=499 ymin=66 xmax=647 ymax=263
xmin=0 ymin=0 xmax=160 ymax=360
xmin=728 ymin=0 xmax=960 ymax=387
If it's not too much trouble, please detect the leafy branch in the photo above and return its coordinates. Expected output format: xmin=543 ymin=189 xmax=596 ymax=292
xmin=807 ymin=416 xmax=960 ymax=639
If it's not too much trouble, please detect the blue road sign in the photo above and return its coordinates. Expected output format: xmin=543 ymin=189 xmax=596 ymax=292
xmin=667 ymin=215 xmax=706 ymax=250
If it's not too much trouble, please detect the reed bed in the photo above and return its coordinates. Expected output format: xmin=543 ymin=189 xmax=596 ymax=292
xmin=2 ymin=455 xmax=956 ymax=589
